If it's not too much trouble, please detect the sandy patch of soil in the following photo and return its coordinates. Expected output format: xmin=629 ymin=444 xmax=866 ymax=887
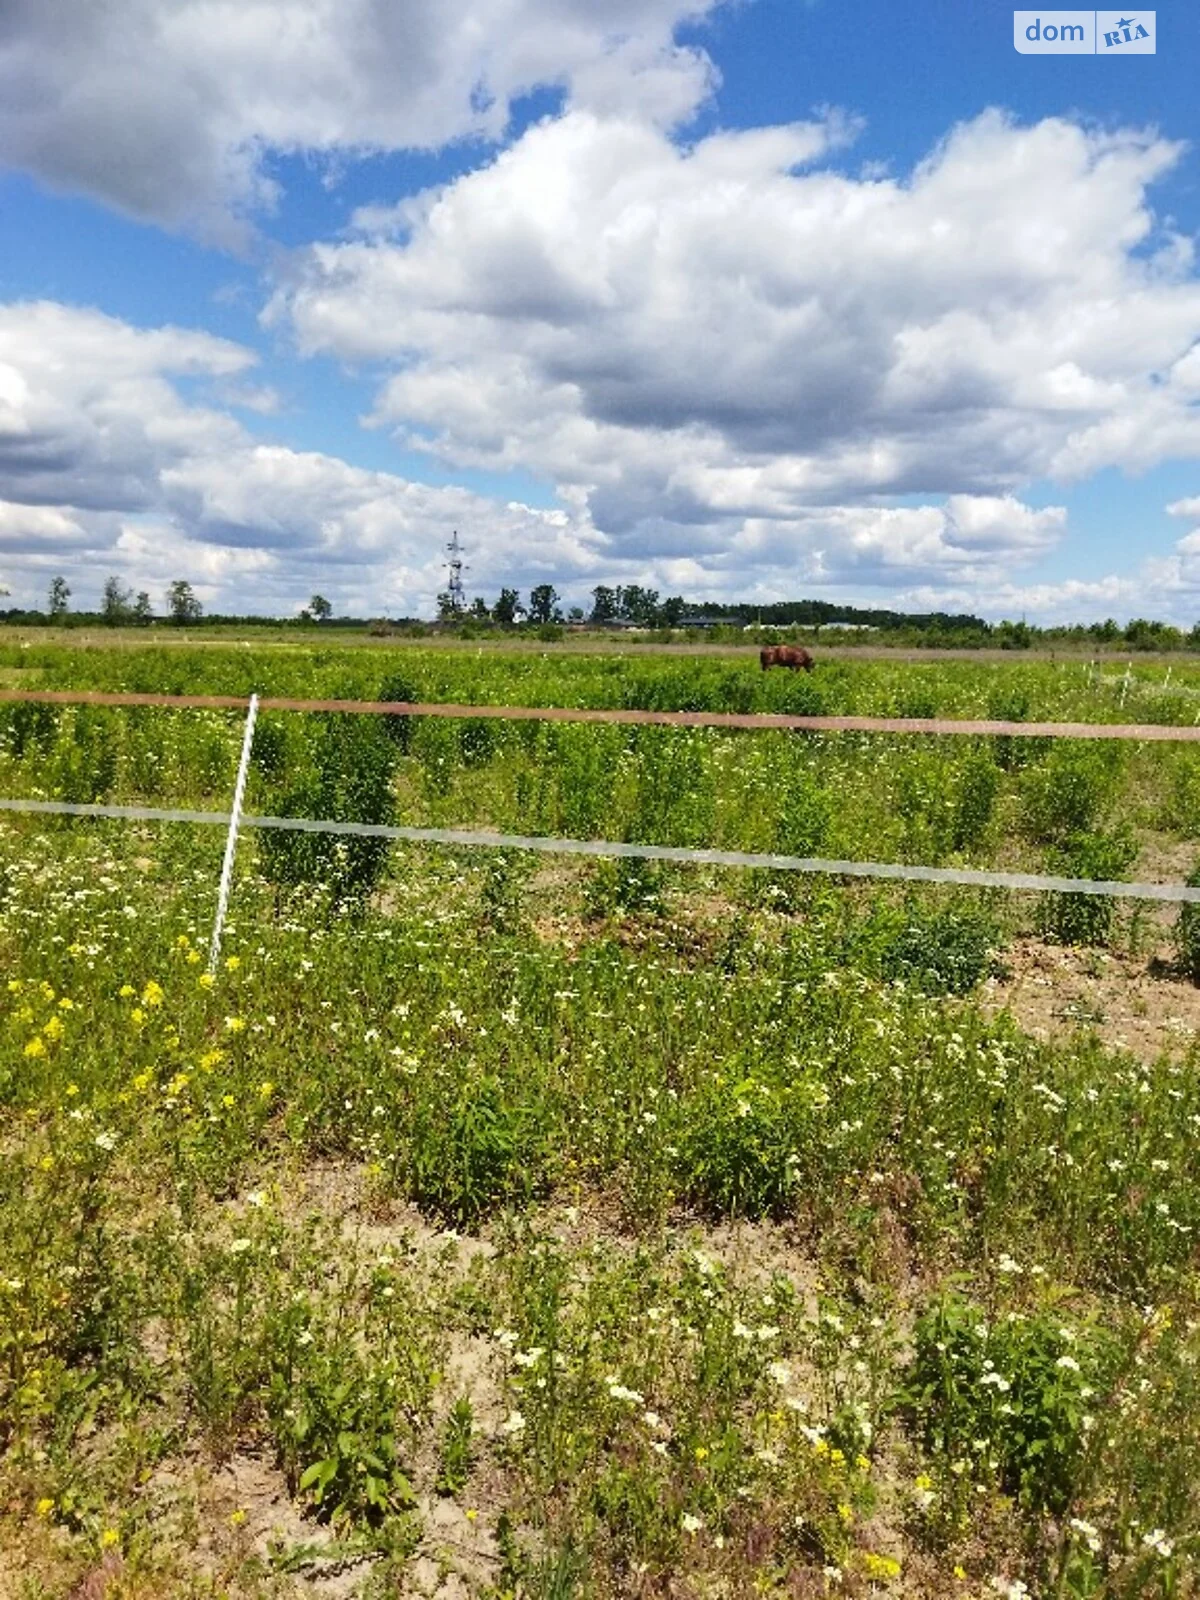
xmin=982 ymin=935 xmax=1200 ymax=1059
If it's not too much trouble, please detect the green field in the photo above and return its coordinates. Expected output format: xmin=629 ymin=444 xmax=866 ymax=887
xmin=3 ymin=640 xmax=1200 ymax=1599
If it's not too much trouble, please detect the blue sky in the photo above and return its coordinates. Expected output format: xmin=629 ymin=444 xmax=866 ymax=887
xmin=0 ymin=0 xmax=1198 ymax=621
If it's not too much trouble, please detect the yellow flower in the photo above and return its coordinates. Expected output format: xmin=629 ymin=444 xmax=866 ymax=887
xmin=186 ymin=950 xmax=201 ymax=965
xmin=954 ymin=1566 xmax=967 ymax=1582
xmin=130 ymin=1007 xmax=146 ymax=1027
xmin=259 ymin=1081 xmax=275 ymax=1099
xmin=862 ymin=1553 xmax=901 ymax=1581
xmin=465 ymin=1508 xmax=479 ymax=1523
xmin=225 ymin=955 xmax=241 ymax=971
xmin=225 ymin=1015 xmax=246 ymax=1034
xmin=175 ymin=934 xmax=191 ymax=950
xmin=694 ymin=1446 xmax=709 ymax=1461
xmin=65 ymin=1082 xmax=79 ymax=1096
xmin=23 ymin=1036 xmax=46 ymax=1059
xmin=132 ymin=1071 xmax=152 ymax=1091
xmin=229 ymin=1507 xmax=247 ymax=1527
xmin=43 ymin=1015 xmax=64 ymax=1042
xmin=837 ymin=1502 xmax=853 ymax=1526
xmin=142 ymin=981 xmax=165 ymax=1008
xmin=830 ymin=1448 xmax=846 ymax=1466
xmin=38 ymin=1155 xmax=54 ymax=1171
xmin=199 ymin=1049 xmax=225 ymax=1072
xmin=198 ymin=972 xmax=215 ymax=990
xmin=119 ymin=984 xmax=136 ymax=999
xmin=6 ymin=979 xmax=22 ymax=992
xmin=222 ymin=1094 xmax=236 ymax=1109
xmin=35 ymin=1497 xmax=54 ymax=1518
xmin=57 ymin=997 xmax=74 ymax=1011
xmin=99 ymin=1528 xmax=119 ymax=1550
xmin=39 ymin=981 xmax=55 ymax=1002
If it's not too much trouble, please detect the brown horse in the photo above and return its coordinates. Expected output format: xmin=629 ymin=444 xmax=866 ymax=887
xmin=760 ymin=644 xmax=815 ymax=672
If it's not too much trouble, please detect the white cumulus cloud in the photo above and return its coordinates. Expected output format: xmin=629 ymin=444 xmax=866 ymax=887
xmin=0 ymin=0 xmax=720 ymax=240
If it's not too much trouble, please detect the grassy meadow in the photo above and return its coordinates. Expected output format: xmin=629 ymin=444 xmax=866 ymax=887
xmin=4 ymin=637 xmax=1200 ymax=1599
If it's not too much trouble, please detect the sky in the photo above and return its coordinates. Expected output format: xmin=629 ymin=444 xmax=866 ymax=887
xmin=1 ymin=0 xmax=1199 ymax=624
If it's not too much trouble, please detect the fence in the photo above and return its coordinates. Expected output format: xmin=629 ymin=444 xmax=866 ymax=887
xmin=3 ymin=688 xmax=1200 ymax=971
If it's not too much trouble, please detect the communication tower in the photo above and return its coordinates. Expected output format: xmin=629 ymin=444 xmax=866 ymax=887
xmin=445 ymin=530 xmax=468 ymax=615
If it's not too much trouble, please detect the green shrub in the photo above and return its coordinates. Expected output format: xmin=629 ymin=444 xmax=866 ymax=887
xmin=1174 ymin=858 xmax=1200 ymax=982
xmin=677 ymin=1073 xmax=810 ymax=1218
xmin=1021 ymin=745 xmax=1124 ymax=842
xmin=257 ymin=712 xmax=399 ymax=910
xmin=583 ymin=856 xmax=665 ymax=919
xmin=1039 ymin=827 xmax=1137 ymax=947
xmin=908 ymin=1291 xmax=1114 ymax=1516
xmin=406 ymin=1071 xmax=552 ymax=1225
xmin=875 ymin=902 xmax=1002 ymax=995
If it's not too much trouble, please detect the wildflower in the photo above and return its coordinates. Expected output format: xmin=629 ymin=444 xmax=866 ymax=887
xmin=225 ymin=955 xmax=241 ymax=971
xmin=499 ymin=1410 xmax=526 ymax=1436
xmin=863 ymin=1554 xmax=901 ymax=1581
xmin=607 ymin=1380 xmax=645 ymax=1405
xmin=229 ymin=1508 xmax=247 ymax=1527
xmin=259 ymin=1081 xmax=274 ymax=1098
xmin=35 ymin=1498 xmax=53 ymax=1518
xmin=94 ymin=1131 xmax=116 ymax=1152
xmin=1143 ymin=1529 xmax=1174 ymax=1559
xmin=681 ymin=1512 xmax=704 ymax=1534
xmin=130 ymin=1007 xmax=145 ymax=1026
xmin=465 ymin=1508 xmax=478 ymax=1523
xmin=199 ymin=1050 xmax=224 ymax=1072
xmin=42 ymin=1015 xmax=64 ymax=1041
xmin=768 ymin=1361 xmax=793 ymax=1386
xmin=229 ymin=1238 xmax=252 ymax=1255
xmin=1055 ymin=1355 xmax=1081 ymax=1373
xmin=225 ymin=1015 xmax=246 ymax=1033
xmin=118 ymin=984 xmax=135 ymax=999
xmin=23 ymin=1036 xmax=46 ymax=1058
xmin=141 ymin=981 xmax=164 ymax=1007
xmin=58 ymin=995 xmax=75 ymax=1010
xmin=954 ymin=1567 xmax=967 ymax=1582
xmin=198 ymin=972 xmax=215 ymax=991
xmin=914 ymin=1472 xmax=936 ymax=1509
xmin=246 ymin=1190 xmax=266 ymax=1208
xmin=1069 ymin=1518 xmax=1100 ymax=1553
xmin=99 ymin=1529 xmax=119 ymax=1550
xmin=990 ymin=1579 xmax=1029 ymax=1599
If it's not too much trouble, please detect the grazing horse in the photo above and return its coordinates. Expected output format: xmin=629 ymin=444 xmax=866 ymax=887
xmin=760 ymin=644 xmax=815 ymax=673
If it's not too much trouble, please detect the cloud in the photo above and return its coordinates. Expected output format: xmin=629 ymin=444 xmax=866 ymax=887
xmin=275 ymin=107 xmax=1200 ymax=574
xmin=0 ymin=0 xmax=719 ymax=240
xmin=0 ymin=298 xmax=607 ymax=613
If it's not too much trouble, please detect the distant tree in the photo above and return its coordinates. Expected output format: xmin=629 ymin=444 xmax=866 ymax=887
xmin=167 ymin=580 xmax=202 ymax=625
xmin=309 ymin=594 xmax=333 ymax=622
xmin=132 ymin=591 xmax=153 ymax=625
xmin=493 ymin=588 xmax=522 ymax=626
xmin=619 ymin=584 xmax=660 ymax=626
xmin=590 ymin=585 xmax=618 ymax=625
xmin=48 ymin=576 xmax=71 ymax=619
xmin=102 ymin=575 xmax=133 ymax=625
xmin=567 ymin=606 xmax=584 ymax=622
xmin=436 ymin=590 xmax=458 ymax=621
xmin=528 ymin=584 xmax=560 ymax=624
xmin=658 ymin=595 xmax=686 ymax=628
xmin=469 ymin=596 xmax=491 ymax=620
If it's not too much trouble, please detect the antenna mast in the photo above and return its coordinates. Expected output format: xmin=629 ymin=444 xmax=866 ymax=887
xmin=445 ymin=530 xmax=467 ymax=615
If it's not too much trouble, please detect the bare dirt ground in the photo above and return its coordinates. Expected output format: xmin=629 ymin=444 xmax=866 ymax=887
xmin=982 ymin=934 xmax=1200 ymax=1059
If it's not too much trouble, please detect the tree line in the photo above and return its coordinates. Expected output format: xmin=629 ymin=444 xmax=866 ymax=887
xmin=7 ymin=576 xmax=1200 ymax=651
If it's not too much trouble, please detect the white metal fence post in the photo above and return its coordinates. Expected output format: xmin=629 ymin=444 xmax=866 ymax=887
xmin=209 ymin=693 xmax=259 ymax=974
